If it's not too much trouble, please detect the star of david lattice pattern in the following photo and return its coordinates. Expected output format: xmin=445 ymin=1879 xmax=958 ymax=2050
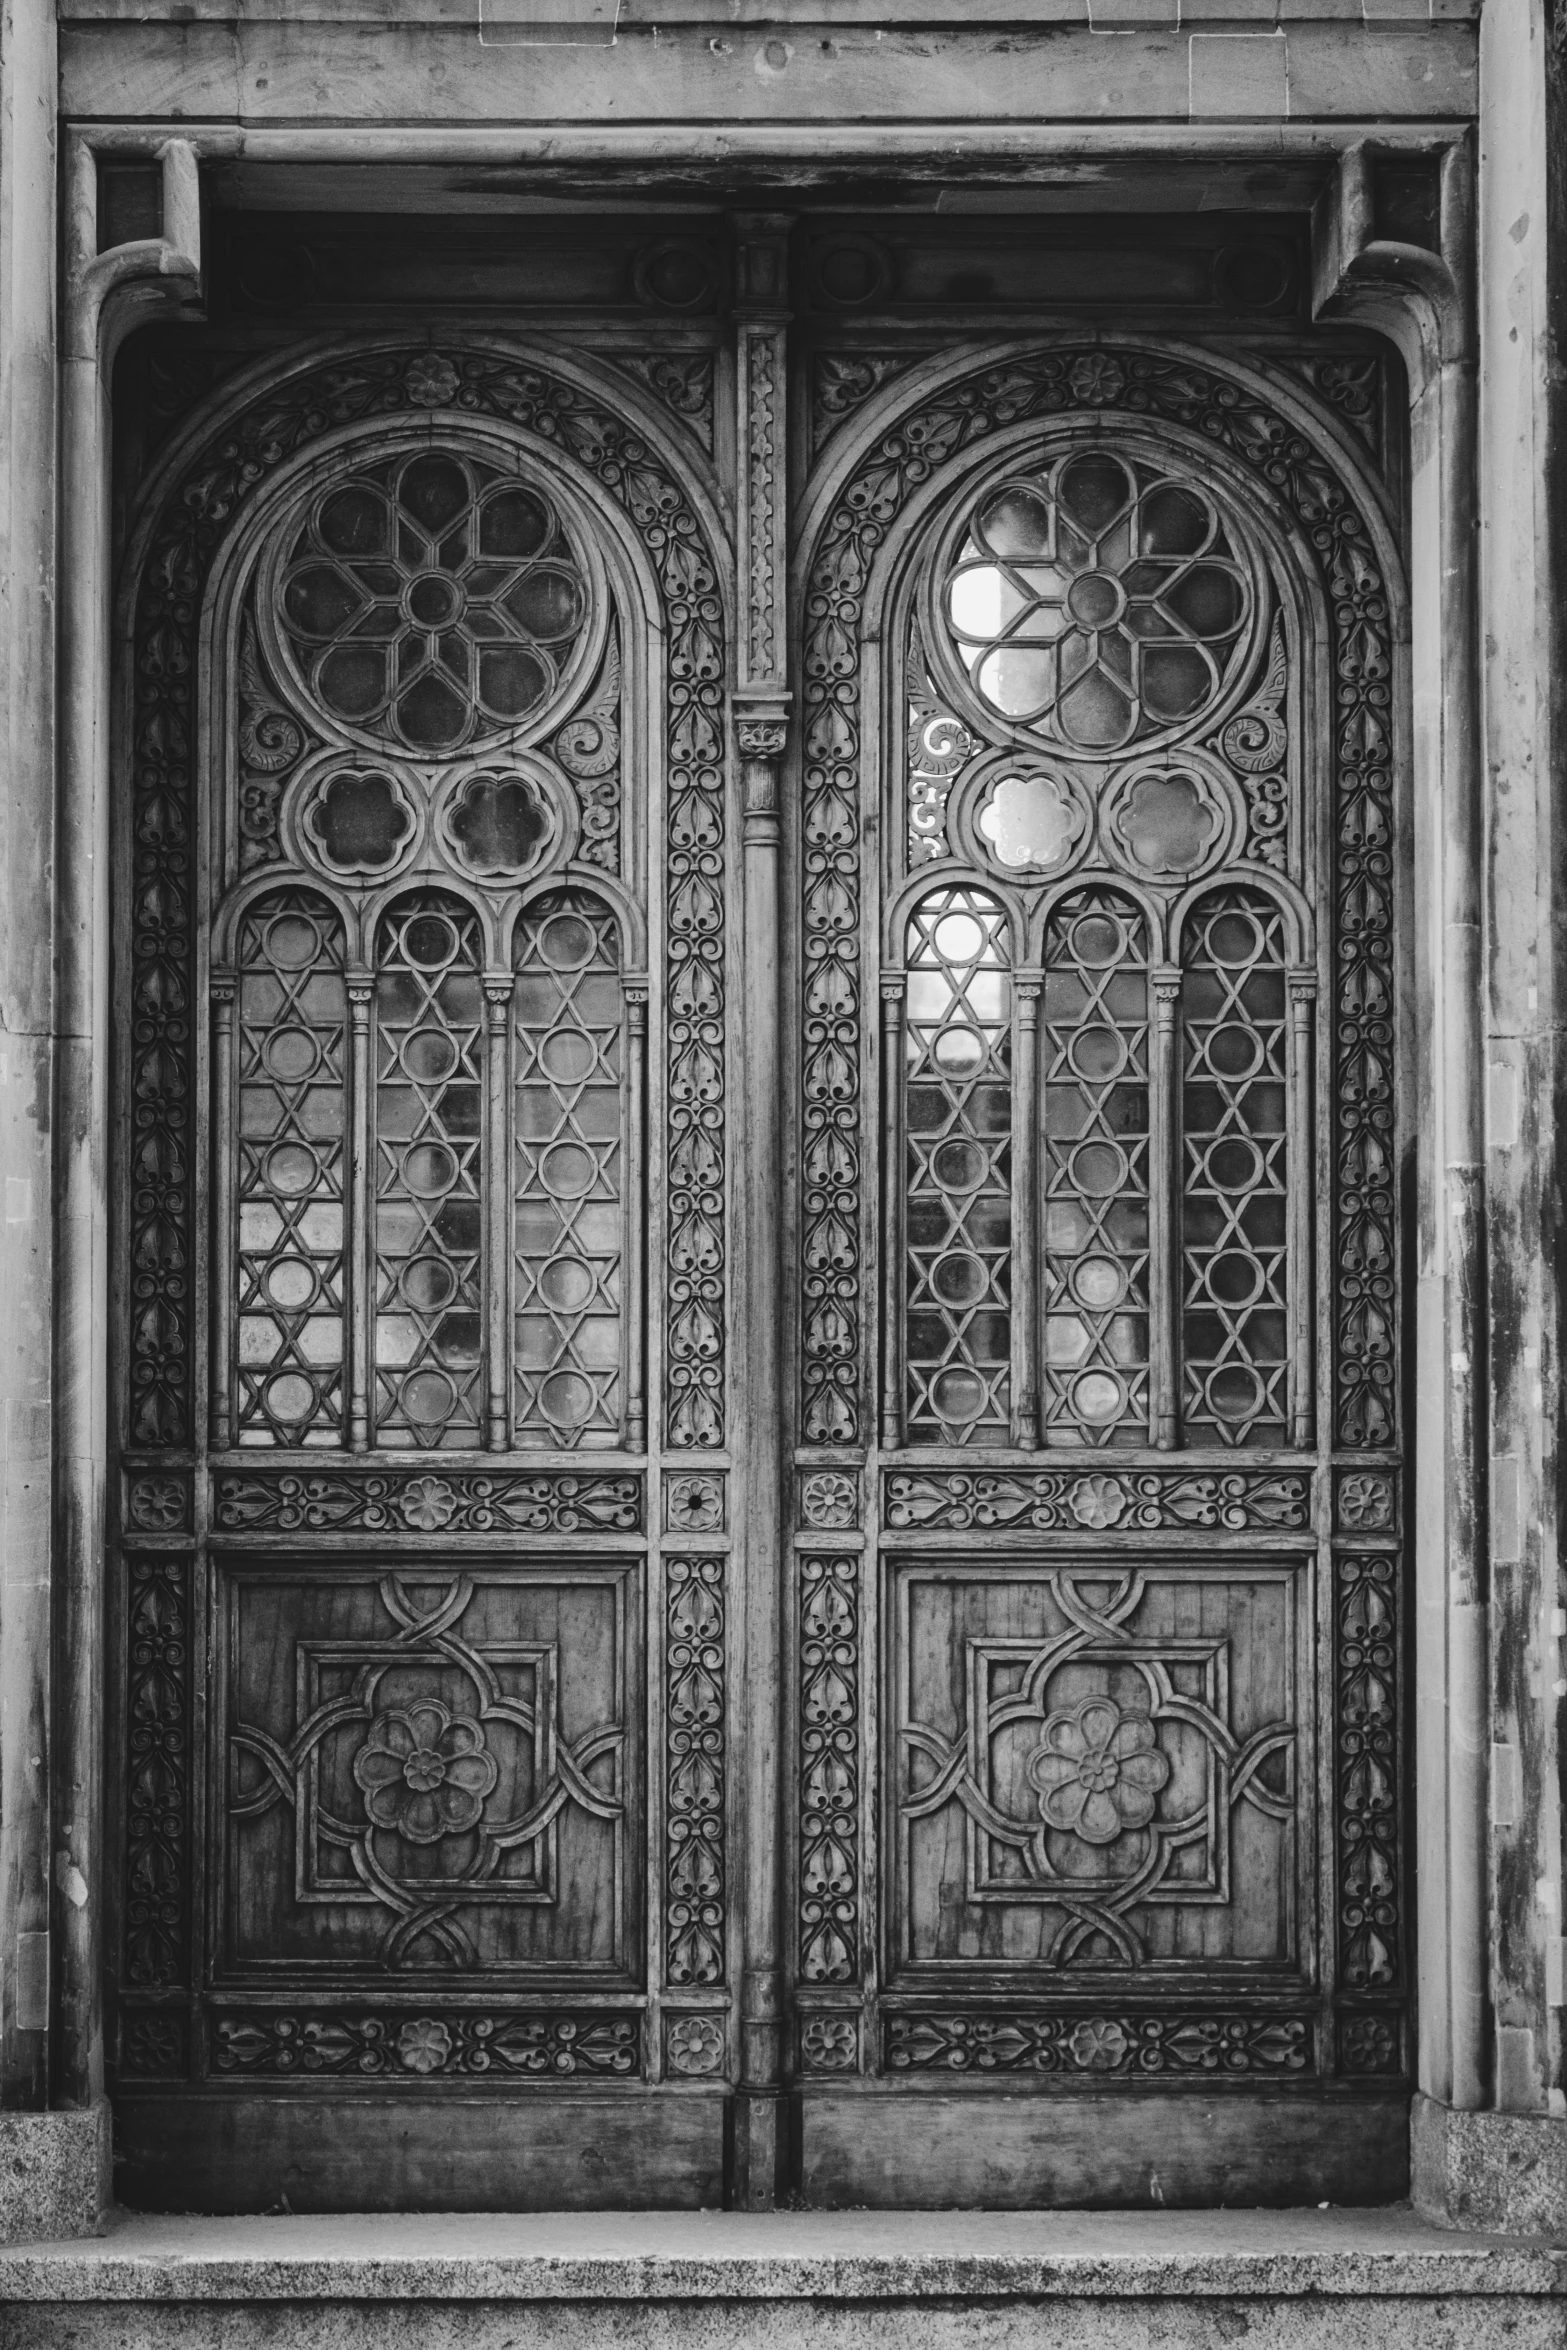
xmin=904 ymin=888 xmax=1012 ymax=1444
xmin=234 ymin=891 xmax=348 ymax=1445
xmin=373 ymin=894 xmax=486 ymax=1447
xmin=513 ymin=891 xmax=625 ymax=1447
xmin=1041 ymin=890 xmax=1151 ymax=1446
xmin=1181 ymin=891 xmax=1290 ymax=1446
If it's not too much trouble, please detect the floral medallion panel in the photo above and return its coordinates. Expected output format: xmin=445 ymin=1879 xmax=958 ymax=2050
xmin=889 ymin=1558 xmax=1304 ymax=1981
xmin=218 ymin=1564 xmax=637 ymax=1979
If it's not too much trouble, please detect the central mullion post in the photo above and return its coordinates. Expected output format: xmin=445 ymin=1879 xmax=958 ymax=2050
xmin=731 ymin=209 xmax=793 ymax=2213
xmin=346 ymin=971 xmax=374 ymax=1452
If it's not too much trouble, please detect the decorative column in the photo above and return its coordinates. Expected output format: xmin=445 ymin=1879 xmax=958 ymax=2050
xmin=345 ymin=973 xmax=374 ymax=1452
xmin=1286 ymin=964 xmax=1317 ymax=1451
xmin=207 ymin=973 xmax=236 ymax=1451
xmin=624 ymin=978 xmax=648 ymax=1453
xmin=482 ymin=972 xmax=512 ymax=1452
xmin=1011 ymin=971 xmax=1042 ymax=1450
xmin=731 ymin=211 xmax=791 ymax=2211
xmin=1149 ymin=963 xmax=1183 ymax=1450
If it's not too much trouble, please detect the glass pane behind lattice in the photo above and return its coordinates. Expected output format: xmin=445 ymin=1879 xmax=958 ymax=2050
xmin=373 ymin=893 xmax=486 ymax=1447
xmin=1181 ymin=889 xmax=1290 ymax=1446
xmin=1041 ymin=889 xmax=1151 ymax=1446
xmin=513 ymin=891 xmax=624 ymax=1447
xmin=904 ymin=888 xmax=1012 ymax=1444
xmin=234 ymin=892 xmax=348 ymax=1446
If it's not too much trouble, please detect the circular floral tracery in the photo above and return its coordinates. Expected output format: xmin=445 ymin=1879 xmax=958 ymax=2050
xmin=939 ymin=447 xmax=1258 ymax=755
xmin=277 ymin=450 xmax=593 ymax=755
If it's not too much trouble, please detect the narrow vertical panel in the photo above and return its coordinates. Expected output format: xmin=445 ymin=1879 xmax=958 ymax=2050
xmin=513 ymin=889 xmax=625 ymax=1448
xmin=799 ymin=1554 xmax=860 ymax=1985
xmin=1040 ymin=888 xmax=1151 ymax=1447
xmin=373 ymin=892 xmax=485 ymax=1448
xmin=665 ymin=1557 xmax=726 ymax=1987
xmin=232 ymin=891 xmax=348 ymax=1447
xmin=1180 ymin=888 xmax=1290 ymax=1448
xmin=902 ymin=887 xmax=1012 ymax=1446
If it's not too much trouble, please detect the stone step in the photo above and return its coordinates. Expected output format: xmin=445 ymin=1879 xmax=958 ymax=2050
xmin=0 ymin=2208 xmax=1562 ymax=2349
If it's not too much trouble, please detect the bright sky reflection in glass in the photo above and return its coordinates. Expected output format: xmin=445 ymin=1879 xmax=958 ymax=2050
xmin=944 ymin=450 xmax=1251 ymax=753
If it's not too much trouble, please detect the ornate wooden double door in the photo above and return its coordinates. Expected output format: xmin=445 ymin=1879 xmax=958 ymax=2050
xmin=112 ymin=218 xmax=1408 ymax=2210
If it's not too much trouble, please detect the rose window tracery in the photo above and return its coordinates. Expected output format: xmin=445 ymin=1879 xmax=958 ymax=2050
xmin=279 ymin=452 xmax=590 ymax=754
xmin=942 ymin=450 xmax=1254 ymax=753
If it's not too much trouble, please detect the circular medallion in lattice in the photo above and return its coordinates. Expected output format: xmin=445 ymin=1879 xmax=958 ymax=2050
xmin=932 ymin=444 xmax=1263 ymax=758
xmin=273 ymin=450 xmax=599 ymax=756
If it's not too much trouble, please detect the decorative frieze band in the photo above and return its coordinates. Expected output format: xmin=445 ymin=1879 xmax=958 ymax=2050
xmin=212 ymin=1467 xmax=643 ymax=1536
xmin=211 ymin=2010 xmax=641 ymax=2078
xmin=883 ymin=1468 xmax=1310 ymax=1534
xmin=885 ymin=2012 xmax=1312 ymax=2077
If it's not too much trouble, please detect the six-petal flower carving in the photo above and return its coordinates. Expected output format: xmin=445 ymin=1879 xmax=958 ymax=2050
xmin=1026 ymin=1697 xmax=1170 ymax=1845
xmin=354 ymin=1700 xmax=498 ymax=1844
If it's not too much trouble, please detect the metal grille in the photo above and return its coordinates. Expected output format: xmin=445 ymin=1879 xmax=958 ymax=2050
xmin=903 ymin=887 xmax=1012 ymax=1444
xmin=513 ymin=891 xmax=625 ymax=1446
xmin=373 ymin=893 xmax=486 ymax=1447
xmin=1180 ymin=889 xmax=1290 ymax=1446
xmin=233 ymin=892 xmax=347 ymax=1446
xmin=1042 ymin=888 xmax=1151 ymax=1446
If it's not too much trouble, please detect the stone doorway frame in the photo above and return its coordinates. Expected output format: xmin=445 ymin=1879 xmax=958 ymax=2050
xmin=1 ymin=104 xmax=1554 ymax=2228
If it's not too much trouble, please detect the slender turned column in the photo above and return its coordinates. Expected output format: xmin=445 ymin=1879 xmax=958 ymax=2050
xmin=208 ymin=974 xmax=237 ymax=1450
xmin=624 ymin=979 xmax=648 ymax=1453
xmin=879 ymin=977 xmax=906 ymax=1452
xmin=732 ymin=209 xmax=791 ymax=2212
xmin=1011 ymin=971 xmax=1042 ymax=1450
xmin=346 ymin=973 xmax=374 ymax=1452
xmin=1149 ymin=964 xmax=1182 ymax=1450
xmin=482 ymin=973 xmax=513 ymax=1452
xmin=1286 ymin=965 xmax=1317 ymax=1451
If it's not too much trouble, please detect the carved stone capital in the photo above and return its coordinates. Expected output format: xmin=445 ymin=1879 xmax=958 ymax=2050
xmin=736 ymin=717 xmax=788 ymax=760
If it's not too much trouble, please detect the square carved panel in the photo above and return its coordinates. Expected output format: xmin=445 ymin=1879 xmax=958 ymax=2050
xmin=216 ymin=1562 xmax=638 ymax=1982
xmin=888 ymin=1558 xmax=1306 ymax=1982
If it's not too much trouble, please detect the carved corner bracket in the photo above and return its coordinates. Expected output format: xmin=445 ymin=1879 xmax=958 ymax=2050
xmin=66 ymin=136 xmax=205 ymax=367
xmin=1311 ymin=138 xmax=1474 ymax=387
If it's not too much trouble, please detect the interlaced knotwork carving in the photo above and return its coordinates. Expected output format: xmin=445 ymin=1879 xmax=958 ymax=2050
xmin=799 ymin=345 xmax=1397 ymax=1462
xmin=123 ymin=1556 xmax=189 ymax=1989
xmin=799 ymin=1554 xmax=860 ymax=1984
xmin=126 ymin=342 xmax=728 ymax=1452
xmin=666 ymin=1558 xmax=726 ymax=1986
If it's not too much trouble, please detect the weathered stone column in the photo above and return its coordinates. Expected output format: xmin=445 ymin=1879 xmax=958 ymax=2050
xmin=0 ymin=0 xmax=60 ymax=2164
xmin=1403 ymin=0 xmax=1567 ymax=2230
xmin=730 ymin=212 xmax=791 ymax=2209
xmin=37 ymin=129 xmax=201 ymax=2239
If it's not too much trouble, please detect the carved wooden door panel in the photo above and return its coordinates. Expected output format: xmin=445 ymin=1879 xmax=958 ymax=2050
xmin=112 ymin=346 xmax=738 ymax=2209
xmin=788 ymin=328 xmax=1409 ymax=2205
xmin=110 ymin=255 xmax=1407 ymax=2213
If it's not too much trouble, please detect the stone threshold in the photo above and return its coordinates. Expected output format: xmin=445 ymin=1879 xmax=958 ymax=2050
xmin=0 ymin=2207 xmax=1562 ymax=2303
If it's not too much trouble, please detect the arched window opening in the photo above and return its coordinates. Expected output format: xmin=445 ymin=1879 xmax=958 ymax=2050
xmin=902 ymin=886 xmax=1013 ymax=1446
xmin=229 ymin=890 xmax=348 ymax=1449
xmin=513 ymin=889 xmax=626 ymax=1449
xmin=1180 ymin=888 xmax=1291 ymax=1449
xmin=1042 ymin=888 xmax=1151 ymax=1448
xmin=372 ymin=892 xmax=487 ymax=1448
